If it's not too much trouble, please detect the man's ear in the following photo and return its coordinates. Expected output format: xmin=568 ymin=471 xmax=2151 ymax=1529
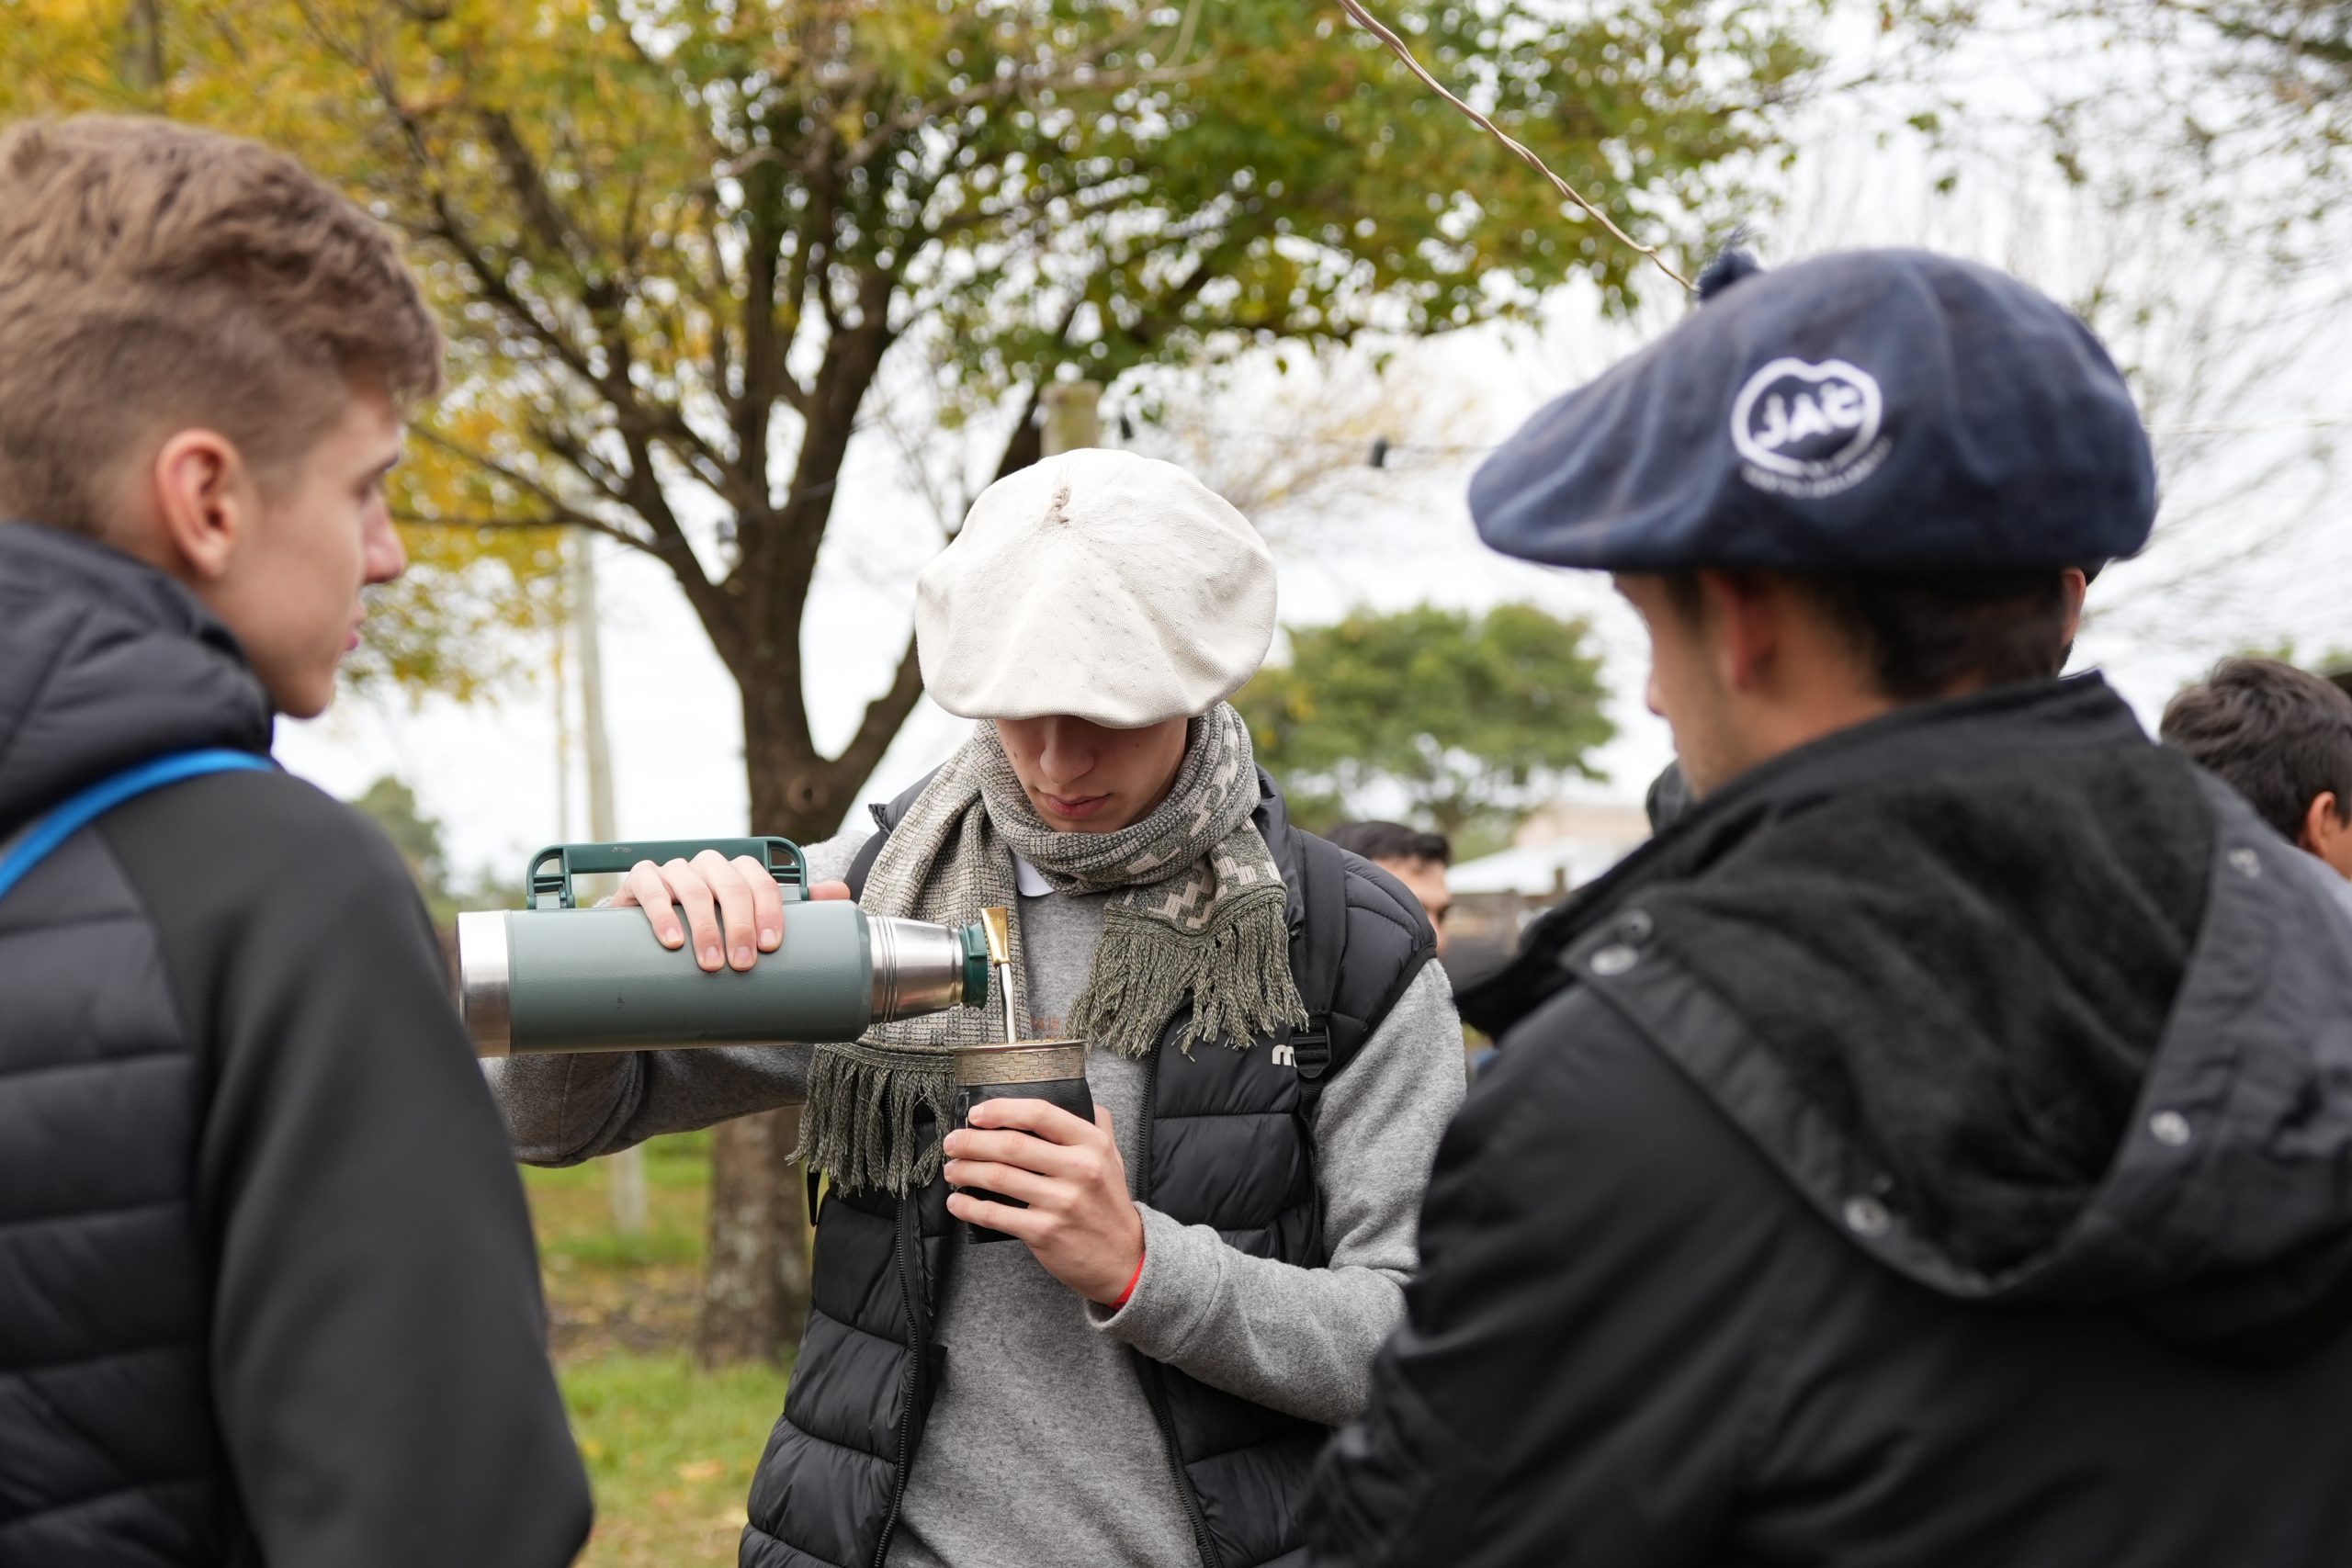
xmin=1698 ymin=570 xmax=1778 ymax=692
xmin=148 ymin=429 xmax=253 ymax=583
xmin=2300 ymin=791 xmax=2346 ymax=857
xmin=2051 ymin=564 xmax=2088 ymax=667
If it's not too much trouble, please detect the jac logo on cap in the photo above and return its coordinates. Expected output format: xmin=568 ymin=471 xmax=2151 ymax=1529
xmin=1730 ymin=357 xmax=1892 ymax=499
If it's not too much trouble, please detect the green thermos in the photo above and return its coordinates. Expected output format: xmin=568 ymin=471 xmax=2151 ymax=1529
xmin=456 ymin=838 xmax=991 ymax=1056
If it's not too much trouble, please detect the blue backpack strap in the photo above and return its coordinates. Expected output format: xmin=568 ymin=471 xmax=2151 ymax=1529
xmin=0 ymin=749 xmax=274 ymax=902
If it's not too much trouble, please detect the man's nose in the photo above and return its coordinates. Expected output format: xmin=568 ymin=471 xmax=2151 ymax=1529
xmin=1645 ymin=667 xmax=1664 ymax=717
xmin=1037 ymin=722 xmax=1095 ymax=783
xmin=365 ymin=513 xmax=407 ymax=585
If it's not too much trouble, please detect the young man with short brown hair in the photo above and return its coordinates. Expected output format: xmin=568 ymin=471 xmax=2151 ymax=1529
xmin=2161 ymin=656 xmax=2352 ymax=883
xmin=0 ymin=116 xmax=589 ymax=1567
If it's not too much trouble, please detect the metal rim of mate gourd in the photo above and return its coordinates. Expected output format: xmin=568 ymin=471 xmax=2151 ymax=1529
xmin=952 ymin=1039 xmax=1087 ymax=1085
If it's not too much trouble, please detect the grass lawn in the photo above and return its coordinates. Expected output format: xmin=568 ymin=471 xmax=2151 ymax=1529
xmin=523 ymin=1133 xmax=792 ymax=1568
xmin=560 ymin=1352 xmax=789 ymax=1567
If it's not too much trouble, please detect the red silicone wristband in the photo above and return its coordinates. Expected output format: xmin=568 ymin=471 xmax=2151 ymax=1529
xmin=1111 ymin=1248 xmax=1147 ymax=1311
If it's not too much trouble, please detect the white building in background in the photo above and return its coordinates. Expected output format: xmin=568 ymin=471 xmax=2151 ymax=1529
xmin=1451 ymin=800 xmax=1653 ymax=900
xmin=1443 ymin=800 xmax=1652 ymax=983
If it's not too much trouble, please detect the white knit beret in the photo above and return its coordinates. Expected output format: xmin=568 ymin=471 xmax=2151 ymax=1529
xmin=915 ymin=448 xmax=1277 ymax=728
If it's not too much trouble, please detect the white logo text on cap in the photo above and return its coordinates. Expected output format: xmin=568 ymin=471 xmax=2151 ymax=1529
xmin=1730 ymin=357 xmax=1891 ymax=498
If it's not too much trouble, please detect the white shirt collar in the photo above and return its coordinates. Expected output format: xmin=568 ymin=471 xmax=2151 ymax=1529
xmin=1012 ymin=854 xmax=1054 ymax=897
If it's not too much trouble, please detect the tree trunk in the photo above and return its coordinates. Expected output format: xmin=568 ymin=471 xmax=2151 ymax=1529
xmin=692 ymin=667 xmax=864 ymax=1365
xmin=692 ymin=370 xmax=1027 ymax=1366
xmin=694 ymin=1105 xmax=810 ymax=1368
xmin=119 ymin=0 xmax=164 ymax=89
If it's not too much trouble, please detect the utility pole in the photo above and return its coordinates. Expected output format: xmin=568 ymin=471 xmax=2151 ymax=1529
xmin=567 ymin=534 xmax=648 ymax=1239
xmin=1041 ymin=381 xmax=1103 ymax=456
xmin=552 ymin=594 xmax=571 ymax=850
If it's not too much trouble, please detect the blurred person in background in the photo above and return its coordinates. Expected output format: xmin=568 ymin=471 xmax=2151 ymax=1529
xmin=1327 ymin=821 xmax=1453 ymax=956
xmin=492 ymin=449 xmax=1465 ymax=1568
xmin=2162 ymin=656 xmax=2352 ymax=885
xmin=1308 ymin=249 xmax=2352 ymax=1567
xmin=0 ymin=117 xmax=590 ymax=1568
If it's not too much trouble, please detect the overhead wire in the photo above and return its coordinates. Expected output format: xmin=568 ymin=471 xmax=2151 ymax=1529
xmin=1330 ymin=0 xmax=1695 ymax=293
xmin=1140 ymin=413 xmax=2352 ymax=468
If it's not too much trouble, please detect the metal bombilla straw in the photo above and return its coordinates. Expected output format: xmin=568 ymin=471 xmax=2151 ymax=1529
xmin=980 ymin=905 xmax=1019 ymax=1043
xmin=954 ymin=902 xmax=1091 ymax=1246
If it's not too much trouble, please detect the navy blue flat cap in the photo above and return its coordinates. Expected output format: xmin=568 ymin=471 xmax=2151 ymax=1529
xmin=1471 ymin=249 xmax=2156 ymax=573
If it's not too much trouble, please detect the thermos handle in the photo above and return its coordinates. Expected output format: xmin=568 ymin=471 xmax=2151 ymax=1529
xmin=525 ymin=837 xmax=809 ymax=910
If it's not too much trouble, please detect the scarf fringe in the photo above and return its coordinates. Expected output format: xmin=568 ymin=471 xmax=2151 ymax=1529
xmin=793 ymin=1042 xmax=957 ymax=1194
xmin=801 ymin=705 xmax=1298 ymax=1194
xmin=1071 ymin=892 xmax=1308 ymax=1059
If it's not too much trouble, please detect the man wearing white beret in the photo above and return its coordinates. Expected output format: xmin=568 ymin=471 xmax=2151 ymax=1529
xmin=491 ymin=448 xmax=1469 ymax=1568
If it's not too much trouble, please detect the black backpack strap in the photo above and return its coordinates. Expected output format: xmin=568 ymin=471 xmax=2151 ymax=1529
xmin=1286 ymin=831 xmax=1441 ymax=1117
xmin=841 ymin=767 xmax=942 ymax=902
xmin=1287 ymin=831 xmax=1353 ymax=1094
xmin=844 ymin=824 xmax=889 ymax=902
xmin=1282 ymin=829 xmax=1438 ymax=1266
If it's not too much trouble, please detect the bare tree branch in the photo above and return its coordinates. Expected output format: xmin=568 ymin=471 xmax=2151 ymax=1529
xmin=822 ymin=626 xmax=929 ymax=795
xmin=409 ymin=423 xmax=651 ymax=539
xmin=396 ymin=509 xmax=648 ymax=554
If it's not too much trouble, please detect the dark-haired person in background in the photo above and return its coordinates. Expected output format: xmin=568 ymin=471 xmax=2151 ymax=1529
xmin=1307 ymin=249 xmax=2352 ymax=1567
xmin=0 ymin=117 xmax=589 ymax=1567
xmin=1327 ymin=821 xmax=1453 ymax=955
xmin=2161 ymin=656 xmax=2352 ymax=884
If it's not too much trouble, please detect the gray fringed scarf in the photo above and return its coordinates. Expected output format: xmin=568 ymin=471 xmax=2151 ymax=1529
xmin=795 ymin=702 xmax=1305 ymax=1194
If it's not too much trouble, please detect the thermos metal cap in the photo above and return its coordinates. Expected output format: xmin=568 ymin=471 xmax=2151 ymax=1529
xmin=867 ymin=916 xmax=995 ymax=1022
xmin=456 ymin=909 xmax=512 ymax=1057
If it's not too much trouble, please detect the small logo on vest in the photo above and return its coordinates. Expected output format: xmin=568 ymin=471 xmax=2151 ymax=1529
xmin=1272 ymin=1042 xmax=1297 ymax=1068
xmin=1730 ymin=357 xmax=1891 ymax=499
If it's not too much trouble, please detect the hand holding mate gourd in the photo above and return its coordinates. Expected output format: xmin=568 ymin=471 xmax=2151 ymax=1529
xmin=945 ymin=1100 xmax=1145 ymax=1305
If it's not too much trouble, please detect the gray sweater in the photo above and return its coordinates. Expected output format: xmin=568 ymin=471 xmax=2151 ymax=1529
xmin=490 ymin=827 xmax=1466 ymax=1568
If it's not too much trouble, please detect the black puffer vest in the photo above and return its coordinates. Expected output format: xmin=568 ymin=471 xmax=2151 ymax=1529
xmin=741 ymin=771 xmax=1434 ymax=1568
xmin=0 ymin=525 xmax=274 ymax=1564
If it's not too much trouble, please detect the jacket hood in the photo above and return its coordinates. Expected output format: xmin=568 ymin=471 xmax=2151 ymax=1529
xmin=0 ymin=522 xmax=271 ymax=834
xmin=2044 ymin=804 xmax=2352 ymax=1356
xmin=1464 ymin=675 xmax=2352 ymax=1359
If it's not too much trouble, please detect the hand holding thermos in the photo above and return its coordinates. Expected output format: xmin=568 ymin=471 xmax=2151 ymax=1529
xmin=629 ymin=851 xmax=1138 ymax=1302
xmin=460 ymin=840 xmax=1141 ymax=1305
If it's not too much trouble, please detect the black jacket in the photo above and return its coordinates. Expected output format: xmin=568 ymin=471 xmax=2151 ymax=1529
xmin=0 ymin=523 xmax=591 ymax=1568
xmin=1307 ymin=675 xmax=2352 ymax=1567
xmin=743 ymin=771 xmax=1435 ymax=1568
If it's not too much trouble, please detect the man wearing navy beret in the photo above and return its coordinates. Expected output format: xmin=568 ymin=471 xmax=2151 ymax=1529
xmin=1306 ymin=249 xmax=2352 ymax=1567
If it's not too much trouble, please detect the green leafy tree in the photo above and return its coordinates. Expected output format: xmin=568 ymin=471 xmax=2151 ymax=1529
xmin=4 ymin=0 xmax=1820 ymax=1360
xmin=1236 ymin=603 xmax=1615 ymax=852
xmin=346 ymin=774 xmax=502 ymax=931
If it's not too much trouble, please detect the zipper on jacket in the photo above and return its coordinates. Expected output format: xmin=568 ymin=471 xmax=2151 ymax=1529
xmin=1130 ymin=1044 xmax=1226 ymax=1568
xmin=870 ymin=1195 xmax=926 ymax=1568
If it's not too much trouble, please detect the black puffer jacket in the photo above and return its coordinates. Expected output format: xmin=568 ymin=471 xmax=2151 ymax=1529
xmin=743 ymin=771 xmax=1435 ymax=1568
xmin=1308 ymin=675 xmax=2352 ymax=1567
xmin=0 ymin=523 xmax=590 ymax=1568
